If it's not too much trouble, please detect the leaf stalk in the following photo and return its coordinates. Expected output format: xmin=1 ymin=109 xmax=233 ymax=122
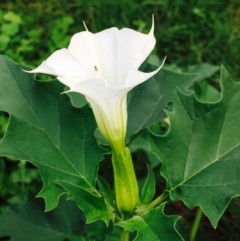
xmin=137 ymin=192 xmax=169 ymax=216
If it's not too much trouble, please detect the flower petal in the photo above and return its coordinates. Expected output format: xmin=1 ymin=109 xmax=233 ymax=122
xmin=57 ymin=76 xmax=85 ymax=90
xmin=69 ymin=28 xmax=120 ymax=85
xmin=64 ymin=77 xmax=130 ymax=151
xmin=26 ymin=19 xmax=164 ymax=154
xmin=68 ymin=31 xmax=100 ymax=65
xmin=131 ymin=18 xmax=155 ymax=69
xmin=125 ymin=57 xmax=166 ymax=87
xmin=116 ymin=20 xmax=156 ymax=85
xmin=68 ymin=31 xmax=103 ymax=78
xmin=93 ymin=28 xmax=119 ymax=85
xmin=24 ymin=61 xmax=57 ymax=75
xmin=63 ymin=77 xmax=130 ymax=104
xmin=44 ymin=49 xmax=89 ymax=78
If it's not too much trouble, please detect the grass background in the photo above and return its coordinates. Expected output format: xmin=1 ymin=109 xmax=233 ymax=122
xmin=0 ymin=0 xmax=240 ymax=240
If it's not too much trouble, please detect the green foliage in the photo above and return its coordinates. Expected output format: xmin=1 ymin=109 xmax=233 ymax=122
xmin=0 ymin=1 xmax=239 ymax=78
xmin=48 ymin=16 xmax=74 ymax=50
xmin=0 ymin=54 xmax=240 ymax=239
xmin=56 ymin=181 xmax=114 ymax=224
xmin=0 ymin=54 xmax=224 ymax=240
xmin=139 ymin=165 xmax=155 ymax=204
xmin=127 ymin=66 xmax=198 ymax=137
xmin=0 ymin=197 xmax=115 ymax=241
xmin=0 ymin=56 xmax=112 ymax=223
xmin=117 ymin=203 xmax=183 ymax=241
xmin=148 ymin=66 xmax=240 ymax=228
xmin=0 ymin=11 xmax=22 ymax=51
xmin=0 ymin=1 xmax=239 ymax=240
xmin=0 ymin=198 xmax=82 ymax=241
xmin=0 ymin=159 xmax=39 ymax=203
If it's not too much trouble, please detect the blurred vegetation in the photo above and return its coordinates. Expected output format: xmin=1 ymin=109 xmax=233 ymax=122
xmin=0 ymin=0 xmax=240 ymax=240
xmin=0 ymin=0 xmax=239 ymax=78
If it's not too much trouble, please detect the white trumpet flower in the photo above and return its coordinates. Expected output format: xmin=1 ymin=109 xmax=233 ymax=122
xmin=28 ymin=19 xmax=164 ymax=154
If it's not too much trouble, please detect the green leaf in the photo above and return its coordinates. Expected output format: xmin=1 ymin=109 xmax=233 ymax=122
xmin=0 ymin=197 xmax=85 ymax=241
xmin=165 ymin=63 xmax=219 ymax=82
xmin=0 ymin=56 xmax=110 ymax=221
xmin=194 ymin=81 xmax=220 ymax=103
xmin=2 ymin=22 xmax=20 ymax=36
xmin=1 ymin=197 xmax=114 ymax=241
xmin=148 ymin=66 xmax=240 ymax=227
xmin=50 ymin=17 xmax=74 ymax=48
xmin=0 ymin=35 xmax=10 ymax=51
xmin=117 ymin=203 xmax=183 ymax=241
xmin=66 ymin=92 xmax=88 ymax=108
xmin=57 ymin=181 xmax=114 ymax=224
xmin=3 ymin=11 xmax=22 ymax=24
xmin=180 ymin=63 xmax=219 ymax=81
xmin=97 ymin=175 xmax=115 ymax=207
xmin=127 ymin=66 xmax=198 ymax=137
xmin=140 ymin=165 xmax=155 ymax=204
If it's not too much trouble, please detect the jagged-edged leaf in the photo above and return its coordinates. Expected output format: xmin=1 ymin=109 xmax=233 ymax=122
xmin=0 ymin=196 xmax=115 ymax=241
xmin=148 ymin=66 xmax=240 ymax=227
xmin=0 ymin=56 xmax=109 ymax=221
xmin=66 ymin=92 xmax=88 ymax=108
xmin=180 ymin=63 xmax=219 ymax=80
xmin=57 ymin=181 xmax=114 ymax=224
xmin=97 ymin=175 xmax=115 ymax=207
xmin=194 ymin=81 xmax=220 ymax=103
xmin=0 ymin=197 xmax=85 ymax=241
xmin=117 ymin=203 xmax=183 ymax=241
xmin=127 ymin=66 xmax=198 ymax=137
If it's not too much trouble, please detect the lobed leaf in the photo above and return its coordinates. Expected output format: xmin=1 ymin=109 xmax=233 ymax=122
xmin=0 ymin=198 xmax=85 ymax=241
xmin=117 ymin=203 xmax=183 ymax=241
xmin=127 ymin=65 xmax=198 ymax=137
xmin=0 ymin=56 xmax=111 ymax=222
xmin=149 ymin=66 xmax=240 ymax=227
xmin=57 ymin=180 xmax=114 ymax=224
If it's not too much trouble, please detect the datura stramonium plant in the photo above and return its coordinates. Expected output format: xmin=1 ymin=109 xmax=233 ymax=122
xmin=28 ymin=19 xmax=164 ymax=214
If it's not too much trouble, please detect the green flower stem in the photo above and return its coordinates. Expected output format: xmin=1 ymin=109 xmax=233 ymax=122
xmin=147 ymin=192 xmax=169 ymax=211
xmin=120 ymin=229 xmax=129 ymax=241
xmin=137 ymin=192 xmax=169 ymax=216
xmin=120 ymin=214 xmax=130 ymax=241
xmin=112 ymin=147 xmax=139 ymax=213
xmin=190 ymin=207 xmax=203 ymax=241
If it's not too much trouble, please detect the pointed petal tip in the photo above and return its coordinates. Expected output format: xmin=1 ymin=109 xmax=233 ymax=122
xmin=22 ymin=61 xmax=58 ymax=76
xmin=150 ymin=15 xmax=155 ymax=35
xmin=161 ymin=56 xmax=167 ymax=67
xmin=83 ymin=21 xmax=89 ymax=31
xmin=22 ymin=68 xmax=35 ymax=73
xmin=60 ymin=90 xmax=69 ymax=95
xmin=146 ymin=55 xmax=166 ymax=76
xmin=152 ymin=56 xmax=166 ymax=74
xmin=151 ymin=56 xmax=166 ymax=74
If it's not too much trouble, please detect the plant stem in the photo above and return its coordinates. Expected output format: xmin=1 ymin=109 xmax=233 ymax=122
xmin=120 ymin=214 xmax=129 ymax=241
xmin=190 ymin=207 xmax=203 ymax=241
xmin=137 ymin=192 xmax=169 ymax=216
xmin=120 ymin=229 xmax=129 ymax=241
xmin=147 ymin=192 xmax=169 ymax=211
